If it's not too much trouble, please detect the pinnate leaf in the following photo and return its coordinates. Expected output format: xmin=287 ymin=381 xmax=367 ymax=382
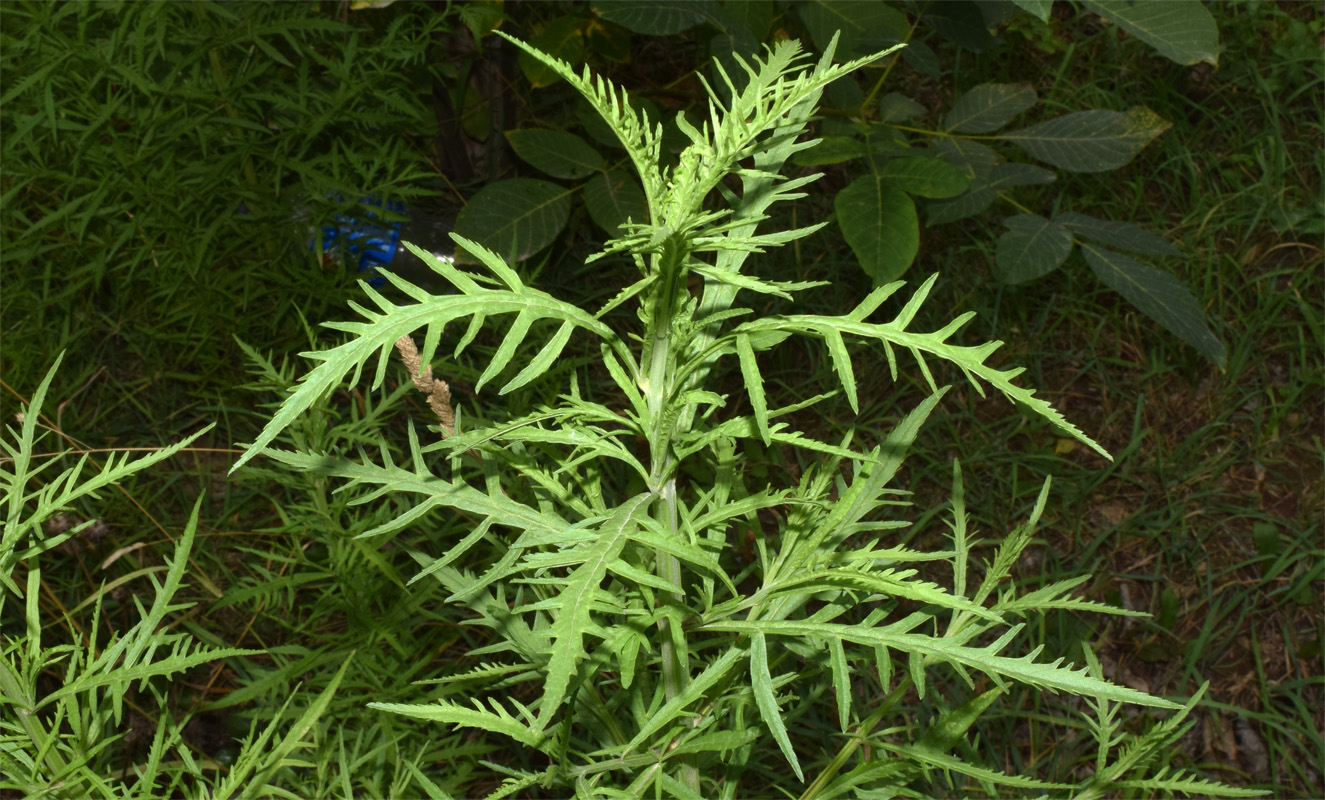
xmin=584 ymin=169 xmax=648 ymax=236
xmin=1082 ymin=0 xmax=1219 ymax=66
xmin=944 ymin=83 xmax=1037 ymax=134
xmin=535 ymin=493 xmax=652 ymax=730
xmin=505 ymin=128 xmax=604 ymax=179
xmin=875 ymin=156 xmax=970 ymax=199
xmin=994 ymin=213 xmax=1074 ymax=284
xmin=1081 ymin=243 xmax=1226 ymax=367
xmin=836 ymin=174 xmax=918 ymax=284
xmin=454 ymin=178 xmax=571 ymax=262
xmin=1055 ymin=211 xmax=1179 ymax=256
xmin=1003 ymin=107 xmax=1171 ymax=173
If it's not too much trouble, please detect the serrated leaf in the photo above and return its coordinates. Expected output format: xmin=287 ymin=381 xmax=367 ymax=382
xmin=520 ymin=16 xmax=586 ymax=87
xmin=994 ymin=213 xmax=1073 ymax=284
xmin=671 ymin=729 xmax=760 ymax=755
xmin=584 ymin=170 xmax=649 ymax=236
xmin=371 ymin=698 xmax=545 ymax=747
xmin=707 ymin=620 xmax=1181 ymax=709
xmin=829 ymin=637 xmax=851 ymax=730
xmin=836 ymin=174 xmax=918 ymax=284
xmin=735 ymin=333 xmax=770 ymax=445
xmin=916 ymin=687 xmax=1005 ymax=755
xmin=535 ymin=493 xmax=652 ymax=730
xmin=454 ymin=178 xmax=571 ymax=262
xmin=1054 ymin=211 xmax=1179 ymax=256
xmin=505 ymin=129 xmax=604 ymax=179
xmin=1081 ymin=244 xmax=1226 ymax=367
xmin=624 ymin=646 xmax=746 ymax=751
xmin=1002 ymin=107 xmax=1171 ymax=173
xmin=876 ymin=156 xmax=971 ymax=199
xmin=1082 ymin=0 xmax=1219 ymax=66
xmin=751 ymin=630 xmax=803 ymax=781
xmin=944 ymin=83 xmax=1037 ymax=134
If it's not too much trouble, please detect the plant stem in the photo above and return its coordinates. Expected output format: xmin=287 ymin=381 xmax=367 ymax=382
xmin=799 ymin=676 xmax=913 ymax=800
xmin=644 ymin=238 xmax=700 ymax=793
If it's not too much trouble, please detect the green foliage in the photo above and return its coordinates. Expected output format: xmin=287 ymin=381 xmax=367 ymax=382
xmin=0 ymin=356 xmax=348 ymax=798
xmin=241 ymin=32 xmax=1251 ymax=798
xmin=457 ymin=0 xmax=1226 ymax=368
xmin=0 ymin=0 xmax=449 ymax=404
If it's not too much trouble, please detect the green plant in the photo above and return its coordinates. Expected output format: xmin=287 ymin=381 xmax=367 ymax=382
xmin=0 ymin=356 xmax=366 ymax=797
xmin=233 ymin=32 xmax=1260 ymax=798
xmin=0 ymin=0 xmax=450 ymax=419
xmin=452 ymin=0 xmax=1226 ymax=369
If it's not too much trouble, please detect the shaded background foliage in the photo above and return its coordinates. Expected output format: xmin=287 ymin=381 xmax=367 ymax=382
xmin=0 ymin=0 xmax=1320 ymax=796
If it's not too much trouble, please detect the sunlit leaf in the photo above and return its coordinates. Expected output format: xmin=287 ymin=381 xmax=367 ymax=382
xmin=836 ymin=174 xmax=918 ymax=284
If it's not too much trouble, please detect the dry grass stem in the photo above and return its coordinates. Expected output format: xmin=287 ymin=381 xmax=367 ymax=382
xmin=395 ymin=335 xmax=455 ymax=437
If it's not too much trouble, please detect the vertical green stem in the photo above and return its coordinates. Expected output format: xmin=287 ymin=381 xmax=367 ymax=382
xmin=643 ymin=239 xmax=699 ymax=792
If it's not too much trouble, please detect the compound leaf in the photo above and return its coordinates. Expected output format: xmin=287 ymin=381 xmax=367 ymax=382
xmin=1002 ymin=107 xmax=1171 ymax=173
xmin=584 ymin=170 xmax=649 ymax=236
xmin=1081 ymin=244 xmax=1226 ymax=367
xmin=995 ymin=213 xmax=1074 ymax=284
xmin=836 ymin=174 xmax=918 ymax=284
xmin=1055 ymin=211 xmax=1180 ymax=256
xmin=506 ymin=128 xmax=604 ymax=179
xmin=1082 ymin=0 xmax=1219 ymax=66
xmin=454 ymin=178 xmax=571 ymax=262
xmin=944 ymin=83 xmax=1037 ymax=134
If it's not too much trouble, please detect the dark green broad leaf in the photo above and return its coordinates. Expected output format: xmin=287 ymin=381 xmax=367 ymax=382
xmin=797 ymin=0 xmax=909 ymax=58
xmin=1081 ymin=244 xmax=1226 ymax=367
xmin=927 ymin=162 xmax=1055 ymax=225
xmin=876 ymin=156 xmax=970 ymax=198
xmin=944 ymin=83 xmax=1037 ymax=134
xmin=878 ymin=92 xmax=927 ymax=122
xmin=930 ymin=137 xmax=1000 ymax=176
xmin=454 ymin=178 xmax=571 ymax=263
xmin=1082 ymin=0 xmax=1219 ymax=66
xmin=902 ymin=40 xmax=941 ymax=79
xmin=793 ymin=136 xmax=868 ymax=166
xmin=1054 ymin=211 xmax=1179 ymax=257
xmin=836 ymin=174 xmax=918 ymax=284
xmin=458 ymin=2 xmax=506 ymax=41
xmin=505 ymin=128 xmax=605 ymax=180
xmin=925 ymin=1 xmax=998 ymax=52
xmin=1011 ymin=0 xmax=1053 ymax=22
xmin=718 ymin=0 xmax=773 ymax=42
xmin=995 ymin=214 xmax=1073 ymax=284
xmin=519 ymin=16 xmax=587 ymax=87
xmin=1002 ymin=107 xmax=1171 ymax=173
xmin=584 ymin=170 xmax=648 ymax=236
xmin=593 ymin=0 xmax=717 ymax=36
xmin=587 ymin=15 xmax=632 ymax=61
